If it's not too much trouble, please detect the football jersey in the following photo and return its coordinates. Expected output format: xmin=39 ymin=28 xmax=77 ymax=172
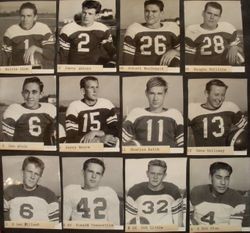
xmin=63 ymin=184 xmax=120 ymax=225
xmin=126 ymin=182 xmax=182 ymax=225
xmin=185 ymin=22 xmax=240 ymax=65
xmin=190 ymin=185 xmax=245 ymax=225
xmin=2 ymin=22 xmax=55 ymax=66
xmin=2 ymin=103 xmax=56 ymax=144
xmin=123 ymin=22 xmax=180 ymax=65
xmin=59 ymin=21 xmax=115 ymax=64
xmin=188 ymin=101 xmax=246 ymax=147
xmin=4 ymin=184 xmax=59 ymax=221
xmin=122 ymin=108 xmax=183 ymax=146
xmin=66 ymin=98 xmax=118 ymax=143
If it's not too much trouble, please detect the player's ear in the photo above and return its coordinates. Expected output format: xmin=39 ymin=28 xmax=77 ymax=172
xmin=80 ymin=88 xmax=85 ymax=96
xmin=146 ymin=170 xmax=149 ymax=178
xmin=34 ymin=15 xmax=38 ymax=21
xmin=202 ymin=10 xmax=205 ymax=18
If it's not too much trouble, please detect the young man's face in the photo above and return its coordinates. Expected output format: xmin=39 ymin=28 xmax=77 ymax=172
xmin=81 ymin=8 xmax=97 ymax=26
xmin=210 ymin=169 xmax=230 ymax=194
xmin=146 ymin=86 xmax=166 ymax=112
xmin=144 ymin=4 xmax=163 ymax=28
xmin=205 ymin=85 xmax=226 ymax=109
xmin=23 ymin=163 xmax=42 ymax=191
xmin=83 ymin=162 xmax=104 ymax=190
xmin=82 ymin=80 xmax=99 ymax=101
xmin=22 ymin=82 xmax=42 ymax=109
xmin=202 ymin=6 xmax=221 ymax=30
xmin=147 ymin=165 xmax=166 ymax=190
xmin=20 ymin=8 xmax=37 ymax=30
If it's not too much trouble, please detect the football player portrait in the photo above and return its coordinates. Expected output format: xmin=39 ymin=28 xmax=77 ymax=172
xmin=185 ymin=1 xmax=244 ymax=66
xmin=126 ymin=159 xmax=184 ymax=228
xmin=188 ymin=79 xmax=247 ymax=149
xmin=122 ymin=0 xmax=180 ymax=66
xmin=190 ymin=160 xmax=246 ymax=226
xmin=59 ymin=0 xmax=116 ymax=66
xmin=63 ymin=157 xmax=121 ymax=228
xmin=64 ymin=76 xmax=119 ymax=147
xmin=0 ymin=1 xmax=55 ymax=68
xmin=1 ymin=76 xmax=57 ymax=147
xmin=122 ymin=76 xmax=183 ymax=149
xmin=3 ymin=156 xmax=60 ymax=226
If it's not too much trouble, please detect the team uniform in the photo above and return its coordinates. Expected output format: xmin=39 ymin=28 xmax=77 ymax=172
xmin=4 ymin=184 xmax=59 ymax=222
xmin=123 ymin=22 xmax=180 ymax=65
xmin=63 ymin=184 xmax=120 ymax=225
xmin=59 ymin=21 xmax=116 ymax=64
xmin=185 ymin=22 xmax=243 ymax=65
xmin=122 ymin=107 xmax=183 ymax=146
xmin=126 ymin=182 xmax=182 ymax=225
xmin=190 ymin=184 xmax=245 ymax=225
xmin=188 ymin=101 xmax=247 ymax=147
xmin=65 ymin=98 xmax=118 ymax=143
xmin=2 ymin=103 xmax=56 ymax=145
xmin=2 ymin=22 xmax=55 ymax=66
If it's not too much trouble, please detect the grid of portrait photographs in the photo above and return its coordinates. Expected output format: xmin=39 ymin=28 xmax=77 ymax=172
xmin=0 ymin=0 xmax=250 ymax=233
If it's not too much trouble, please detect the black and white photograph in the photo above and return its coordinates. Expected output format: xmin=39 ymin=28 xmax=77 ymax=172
xmin=120 ymin=0 xmax=180 ymax=73
xmin=122 ymin=75 xmax=183 ymax=154
xmin=189 ymin=158 xmax=250 ymax=232
xmin=185 ymin=0 xmax=245 ymax=72
xmin=0 ymin=0 xmax=56 ymax=74
xmin=59 ymin=75 xmax=120 ymax=152
xmin=58 ymin=0 xmax=117 ymax=73
xmin=2 ymin=155 xmax=61 ymax=229
xmin=62 ymin=157 xmax=123 ymax=230
xmin=188 ymin=78 xmax=247 ymax=155
xmin=125 ymin=158 xmax=186 ymax=232
xmin=0 ymin=76 xmax=57 ymax=151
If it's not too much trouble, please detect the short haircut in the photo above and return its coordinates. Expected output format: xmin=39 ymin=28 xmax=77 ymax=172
xmin=204 ymin=1 xmax=222 ymax=15
xmin=144 ymin=0 xmax=164 ymax=11
xmin=22 ymin=77 xmax=44 ymax=92
xmin=80 ymin=76 xmax=98 ymax=89
xmin=148 ymin=159 xmax=167 ymax=173
xmin=22 ymin=156 xmax=45 ymax=176
xmin=209 ymin=162 xmax=233 ymax=176
xmin=82 ymin=0 xmax=102 ymax=14
xmin=83 ymin=158 xmax=105 ymax=174
xmin=19 ymin=2 xmax=38 ymax=15
xmin=146 ymin=76 xmax=168 ymax=92
xmin=205 ymin=79 xmax=228 ymax=93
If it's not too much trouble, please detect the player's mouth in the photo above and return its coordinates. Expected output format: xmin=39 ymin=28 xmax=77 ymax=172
xmin=217 ymin=186 xmax=226 ymax=191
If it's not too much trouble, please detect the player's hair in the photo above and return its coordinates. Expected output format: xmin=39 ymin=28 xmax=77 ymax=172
xmin=204 ymin=2 xmax=223 ymax=15
xmin=82 ymin=0 xmax=102 ymax=14
xmin=144 ymin=0 xmax=164 ymax=11
xmin=19 ymin=2 xmax=38 ymax=15
xmin=80 ymin=76 xmax=99 ymax=88
xmin=205 ymin=79 xmax=228 ymax=93
xmin=22 ymin=77 xmax=44 ymax=92
xmin=22 ymin=156 xmax=45 ymax=176
xmin=146 ymin=77 xmax=168 ymax=92
xmin=148 ymin=159 xmax=167 ymax=173
xmin=209 ymin=162 xmax=233 ymax=176
xmin=83 ymin=158 xmax=105 ymax=174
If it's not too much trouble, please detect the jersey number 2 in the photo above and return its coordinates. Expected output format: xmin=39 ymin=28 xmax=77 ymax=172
xmin=78 ymin=33 xmax=90 ymax=52
xmin=77 ymin=197 xmax=107 ymax=219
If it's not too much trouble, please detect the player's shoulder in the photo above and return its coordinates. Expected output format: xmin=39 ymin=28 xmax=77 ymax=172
xmin=162 ymin=182 xmax=181 ymax=198
xmin=185 ymin=24 xmax=204 ymax=40
xmin=3 ymin=103 xmax=23 ymax=119
xmin=188 ymin=103 xmax=202 ymax=119
xmin=221 ymin=101 xmax=240 ymax=113
xmin=64 ymin=184 xmax=81 ymax=192
xmin=4 ymin=24 xmax=20 ymax=37
xmin=167 ymin=108 xmax=183 ymax=117
xmin=93 ymin=21 xmax=109 ymax=31
xmin=127 ymin=182 xmax=148 ymax=199
xmin=126 ymin=107 xmax=145 ymax=118
xmin=99 ymin=186 xmax=117 ymax=196
xmin=162 ymin=22 xmax=179 ymax=35
xmin=4 ymin=184 xmax=23 ymax=195
xmin=190 ymin=184 xmax=210 ymax=204
xmin=97 ymin=98 xmax=115 ymax=108
xmin=60 ymin=22 xmax=80 ymax=35
xmin=40 ymin=102 xmax=56 ymax=114
xmin=224 ymin=188 xmax=244 ymax=206
xmin=37 ymin=185 xmax=56 ymax=197
xmin=34 ymin=22 xmax=52 ymax=32
xmin=125 ymin=22 xmax=142 ymax=38
xmin=218 ymin=22 xmax=236 ymax=33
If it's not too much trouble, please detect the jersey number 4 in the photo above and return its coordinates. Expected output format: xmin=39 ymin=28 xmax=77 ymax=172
xmin=200 ymin=211 xmax=215 ymax=225
xmin=140 ymin=35 xmax=167 ymax=56
xmin=201 ymin=35 xmax=225 ymax=55
xmin=77 ymin=197 xmax=107 ymax=219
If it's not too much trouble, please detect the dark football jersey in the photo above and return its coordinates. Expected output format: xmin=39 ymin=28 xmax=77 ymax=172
xmin=59 ymin=21 xmax=115 ymax=64
xmin=188 ymin=102 xmax=246 ymax=147
xmin=190 ymin=185 xmax=245 ymax=225
xmin=123 ymin=22 xmax=180 ymax=65
xmin=2 ymin=103 xmax=56 ymax=144
xmin=65 ymin=98 xmax=118 ymax=143
xmin=2 ymin=22 xmax=55 ymax=66
xmin=123 ymin=108 xmax=183 ymax=146
xmin=126 ymin=182 xmax=182 ymax=225
xmin=4 ymin=184 xmax=59 ymax=221
xmin=185 ymin=22 xmax=241 ymax=65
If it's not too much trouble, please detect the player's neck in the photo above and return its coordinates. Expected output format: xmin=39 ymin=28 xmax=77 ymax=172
xmin=23 ymin=184 xmax=37 ymax=192
xmin=146 ymin=22 xmax=162 ymax=29
xmin=202 ymin=103 xmax=221 ymax=110
xmin=200 ymin=23 xmax=218 ymax=30
xmin=83 ymin=98 xmax=97 ymax=106
xmin=148 ymin=107 xmax=164 ymax=113
xmin=22 ymin=103 xmax=41 ymax=110
xmin=82 ymin=185 xmax=99 ymax=191
xmin=148 ymin=183 xmax=164 ymax=191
